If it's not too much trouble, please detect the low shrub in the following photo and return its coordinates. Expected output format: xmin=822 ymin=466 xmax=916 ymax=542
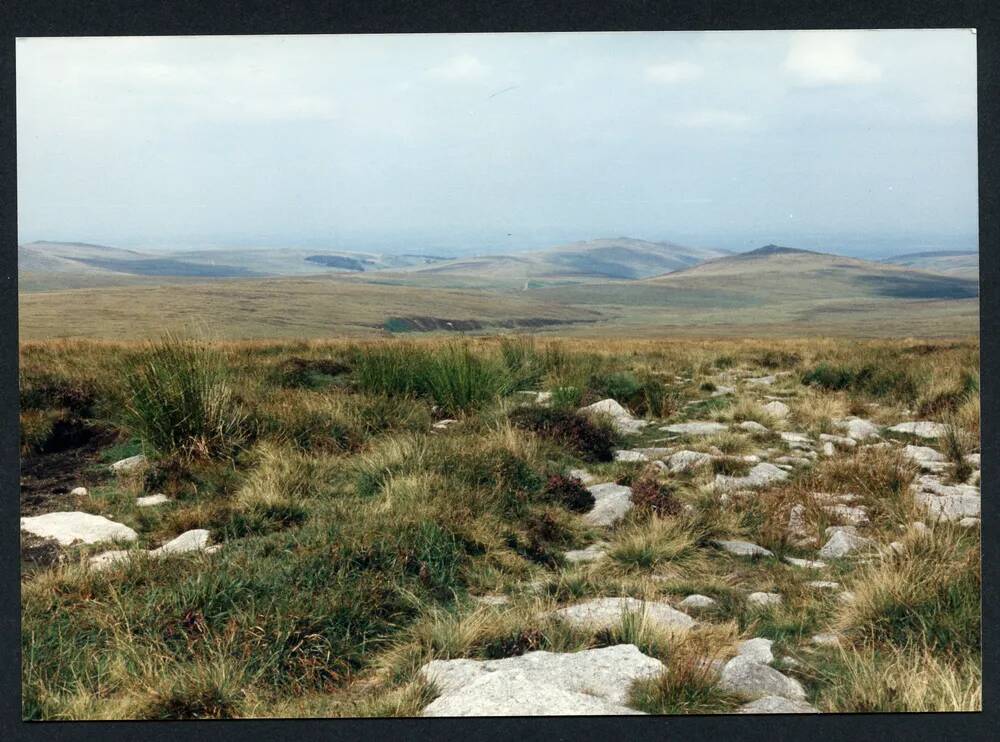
xmin=802 ymin=362 xmax=922 ymax=403
xmin=542 ymin=474 xmax=595 ymax=513
xmin=630 ymin=476 xmax=682 ymax=517
xmin=508 ymin=406 xmax=618 ymax=462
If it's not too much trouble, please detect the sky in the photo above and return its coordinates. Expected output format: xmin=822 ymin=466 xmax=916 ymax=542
xmin=16 ymin=30 xmax=979 ymax=257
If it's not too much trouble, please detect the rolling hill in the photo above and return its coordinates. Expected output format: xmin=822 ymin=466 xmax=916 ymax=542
xmin=385 ymin=237 xmax=731 ymax=288
xmin=879 ymin=250 xmax=979 ymax=279
xmin=18 ymin=244 xmax=980 ymax=340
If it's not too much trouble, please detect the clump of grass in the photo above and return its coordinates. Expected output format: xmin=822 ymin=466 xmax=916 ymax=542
xmin=352 ymin=343 xmax=432 ymax=397
xmin=609 ymin=517 xmax=702 ymax=571
xmin=119 ymin=335 xmax=247 ymax=460
xmin=425 ymin=344 xmax=513 ymax=415
xmin=802 ymin=361 xmax=924 ymax=404
xmin=542 ymin=474 xmax=595 ymax=513
xmin=836 ymin=528 xmax=980 ymax=652
xmin=814 ymin=645 xmax=981 ymax=712
xmin=508 ymin=406 xmax=619 ymax=462
xmin=499 ymin=336 xmax=545 ymax=389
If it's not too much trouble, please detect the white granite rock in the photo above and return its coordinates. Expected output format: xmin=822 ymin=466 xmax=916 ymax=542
xmin=20 ymin=511 xmax=138 ymax=546
xmin=583 ymin=483 xmax=633 ymax=527
xmin=70 ymin=486 xmax=88 ymax=497
xmin=551 ymin=597 xmax=695 ymax=632
xmin=819 ymin=434 xmax=856 ymax=448
xmin=737 ymin=638 xmax=774 ymax=664
xmin=110 ymin=454 xmax=147 ymax=474
xmin=834 ymin=417 xmax=880 ymax=440
xmin=718 ymin=656 xmax=806 ymax=701
xmin=713 ymin=539 xmax=774 ymax=558
xmin=661 ymin=421 xmax=728 ymax=436
xmin=888 ymin=421 xmax=949 ymax=439
xmin=737 ymin=421 xmax=771 ymax=434
xmin=958 ymin=517 xmax=981 ymax=528
xmin=811 ymin=633 xmax=841 ymax=647
xmin=817 ymin=528 xmax=875 ymax=559
xmin=737 ymin=696 xmax=819 ymax=714
xmin=614 ymin=449 xmax=649 ymax=463
xmin=149 ymin=529 xmax=210 ymax=557
xmin=667 ymin=450 xmax=713 ymax=472
xmin=420 ymin=644 xmax=663 ymax=716
xmin=678 ymin=594 xmax=718 ymax=611
xmin=715 ymin=463 xmax=788 ymax=491
xmin=136 ymin=493 xmax=169 ymax=507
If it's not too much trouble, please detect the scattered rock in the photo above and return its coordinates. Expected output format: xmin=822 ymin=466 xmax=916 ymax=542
xmin=784 ymin=556 xmax=827 ymax=569
xmin=661 ymin=421 xmax=728 ymax=436
xmin=779 ymin=432 xmax=812 ymax=449
xmin=820 ymin=441 xmax=835 ymax=457
xmin=712 ymin=539 xmax=774 ymax=558
xmin=678 ymin=594 xmax=718 ymax=611
xmin=432 ymin=419 xmax=458 ymax=430
xmin=737 ymin=696 xmax=819 ymax=714
xmin=583 ymin=483 xmax=633 ymax=527
xmin=136 ymin=494 xmax=169 ymax=507
xmin=964 ymin=453 xmax=981 ymax=469
xmin=888 ymin=421 xmax=949 ymax=439
xmin=819 ymin=434 xmax=856 ymax=448
xmin=835 ymin=417 xmax=880 ymax=440
xmin=88 ymin=549 xmax=134 ymax=570
xmin=738 ymin=420 xmax=770 ymax=434
xmin=666 ymin=450 xmax=713 ymax=472
xmin=773 ymin=455 xmax=811 ymax=467
xmin=714 ymin=463 xmax=788 ymax=491
xmin=747 ymin=592 xmax=782 ymax=608
xmin=420 ymin=644 xmax=663 ymax=716
xmin=614 ymin=449 xmax=649 ymax=463
xmin=762 ymin=401 xmax=789 ymax=418
xmin=564 ymin=543 xmax=609 ymax=564
xmin=149 ymin=529 xmax=211 ymax=557
xmin=838 ymin=591 xmax=856 ymax=605
xmin=579 ymin=399 xmax=648 ymax=435
xmin=737 ymin=638 xmax=774 ymax=664
xmin=821 ymin=504 xmax=869 ymax=527
xmin=718 ymin=656 xmax=806 ymax=701
xmin=69 ymin=486 xmax=88 ymax=497
xmin=110 ymin=454 xmax=147 ymax=474
xmin=958 ymin=517 xmax=981 ymax=528
xmin=746 ymin=375 xmax=777 ymax=386
xmin=633 ymin=447 xmax=673 ymax=460
xmin=20 ymin=512 xmax=138 ymax=546
xmin=711 ymin=385 xmax=735 ymax=397
xmin=817 ymin=527 xmax=875 ymax=559
xmin=902 ymin=445 xmax=947 ymax=463
xmin=911 ymin=475 xmax=980 ymax=522
xmin=786 ymin=504 xmax=809 ymax=537
xmin=551 ymin=597 xmax=695 ymax=632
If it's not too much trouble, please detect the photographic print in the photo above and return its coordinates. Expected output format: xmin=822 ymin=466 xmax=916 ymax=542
xmin=16 ymin=30 xmax=981 ymax=719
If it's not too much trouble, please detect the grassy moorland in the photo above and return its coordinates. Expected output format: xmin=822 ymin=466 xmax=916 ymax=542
xmin=19 ymin=336 xmax=980 ymax=718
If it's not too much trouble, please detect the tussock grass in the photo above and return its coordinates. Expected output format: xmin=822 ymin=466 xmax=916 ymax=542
xmin=608 ymin=517 xmax=704 ymax=572
xmin=119 ymin=335 xmax=247 ymax=460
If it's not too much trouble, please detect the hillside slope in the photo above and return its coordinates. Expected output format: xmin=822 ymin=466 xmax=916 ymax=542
xmin=879 ymin=250 xmax=979 ymax=279
xmin=395 ymin=237 xmax=730 ymax=287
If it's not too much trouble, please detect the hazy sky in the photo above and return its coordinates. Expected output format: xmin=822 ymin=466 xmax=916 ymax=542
xmin=16 ymin=30 xmax=978 ymax=256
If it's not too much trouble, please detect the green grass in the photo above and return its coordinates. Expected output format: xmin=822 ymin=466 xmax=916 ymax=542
xmin=18 ymin=336 xmax=981 ymax=718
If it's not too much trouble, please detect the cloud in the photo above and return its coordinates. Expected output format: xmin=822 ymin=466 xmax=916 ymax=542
xmin=645 ymin=60 xmax=703 ymax=83
xmin=784 ymin=32 xmax=882 ymax=86
xmin=428 ymin=54 xmax=489 ymax=81
xmin=667 ymin=108 xmax=752 ymax=129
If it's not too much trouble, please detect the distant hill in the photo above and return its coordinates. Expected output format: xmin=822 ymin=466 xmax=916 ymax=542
xmin=17 ymin=241 xmax=456 ymax=291
xmin=398 ymin=237 xmax=730 ymax=287
xmin=646 ymin=244 xmax=979 ymax=300
xmin=879 ymin=250 xmax=978 ymax=279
